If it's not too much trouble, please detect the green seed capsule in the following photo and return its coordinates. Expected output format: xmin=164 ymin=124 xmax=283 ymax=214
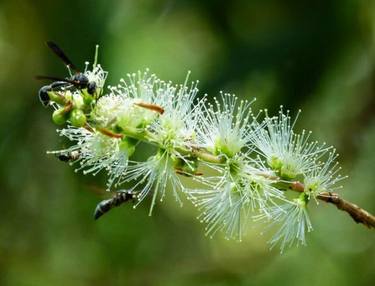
xmin=69 ymin=109 xmax=86 ymax=127
xmin=52 ymin=108 xmax=67 ymax=125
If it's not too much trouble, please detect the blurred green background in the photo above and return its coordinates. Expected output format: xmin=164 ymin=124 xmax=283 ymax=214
xmin=0 ymin=0 xmax=374 ymax=285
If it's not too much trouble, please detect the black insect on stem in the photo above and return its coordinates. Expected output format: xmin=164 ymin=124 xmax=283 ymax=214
xmin=38 ymin=80 xmax=72 ymax=107
xmin=46 ymin=41 xmax=97 ymax=93
xmin=38 ymin=85 xmax=51 ymax=107
xmin=36 ymin=41 xmax=97 ymax=99
xmin=94 ymin=190 xmax=137 ymax=220
xmin=56 ymin=150 xmax=80 ymax=162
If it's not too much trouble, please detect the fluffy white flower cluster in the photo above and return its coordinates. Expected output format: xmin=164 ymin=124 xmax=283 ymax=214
xmin=46 ymin=65 xmax=345 ymax=252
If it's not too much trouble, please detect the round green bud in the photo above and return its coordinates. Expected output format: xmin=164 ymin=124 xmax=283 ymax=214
xmin=52 ymin=108 xmax=67 ymax=125
xmin=48 ymin=91 xmax=66 ymax=105
xmin=69 ymin=109 xmax=86 ymax=127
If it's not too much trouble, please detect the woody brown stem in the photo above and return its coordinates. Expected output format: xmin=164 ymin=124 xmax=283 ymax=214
xmin=290 ymin=181 xmax=375 ymax=229
xmin=317 ymin=192 xmax=375 ymax=228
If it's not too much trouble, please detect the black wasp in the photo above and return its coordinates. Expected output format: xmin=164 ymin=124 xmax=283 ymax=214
xmin=37 ymin=41 xmax=99 ymax=107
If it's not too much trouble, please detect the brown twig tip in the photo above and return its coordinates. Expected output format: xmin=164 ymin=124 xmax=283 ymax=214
xmin=134 ymin=102 xmax=165 ymax=114
xmin=317 ymin=192 xmax=375 ymax=229
xmin=288 ymin=181 xmax=375 ymax=229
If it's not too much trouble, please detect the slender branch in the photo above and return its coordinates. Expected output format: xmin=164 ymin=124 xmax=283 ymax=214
xmin=289 ymin=181 xmax=375 ymax=229
xmin=319 ymin=192 xmax=375 ymax=228
xmin=92 ymin=121 xmax=375 ymax=228
xmin=120 ymin=125 xmax=225 ymax=164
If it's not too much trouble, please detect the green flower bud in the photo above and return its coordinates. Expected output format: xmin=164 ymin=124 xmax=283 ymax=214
xmin=48 ymin=91 xmax=66 ymax=105
xmin=52 ymin=108 xmax=68 ymax=125
xmin=69 ymin=109 xmax=86 ymax=127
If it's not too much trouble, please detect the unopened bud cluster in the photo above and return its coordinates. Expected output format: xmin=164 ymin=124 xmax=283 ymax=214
xmin=40 ymin=51 xmax=346 ymax=252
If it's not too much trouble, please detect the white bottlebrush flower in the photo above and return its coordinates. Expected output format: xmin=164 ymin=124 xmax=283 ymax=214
xmin=149 ymin=75 xmax=201 ymax=152
xmin=108 ymin=71 xmax=163 ymax=129
xmin=38 ymin=39 xmax=356 ymax=253
xmin=188 ymin=154 xmax=284 ymax=240
xmin=254 ymin=195 xmax=313 ymax=253
xmin=195 ymin=92 xmax=256 ymax=157
xmin=109 ymin=72 xmax=206 ymax=214
xmin=47 ymin=127 xmax=131 ymax=188
xmin=113 ymin=71 xmax=202 ymax=212
xmin=188 ymin=180 xmax=251 ymax=241
xmin=91 ymin=94 xmax=134 ymax=127
xmin=250 ymin=107 xmax=330 ymax=179
xmin=109 ymin=70 xmax=166 ymax=107
xmin=84 ymin=63 xmax=108 ymax=90
xmin=120 ymin=150 xmax=185 ymax=215
xmin=108 ymin=70 xmax=202 ymax=143
xmin=304 ymin=149 xmax=347 ymax=199
xmin=82 ymin=45 xmax=108 ymax=91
